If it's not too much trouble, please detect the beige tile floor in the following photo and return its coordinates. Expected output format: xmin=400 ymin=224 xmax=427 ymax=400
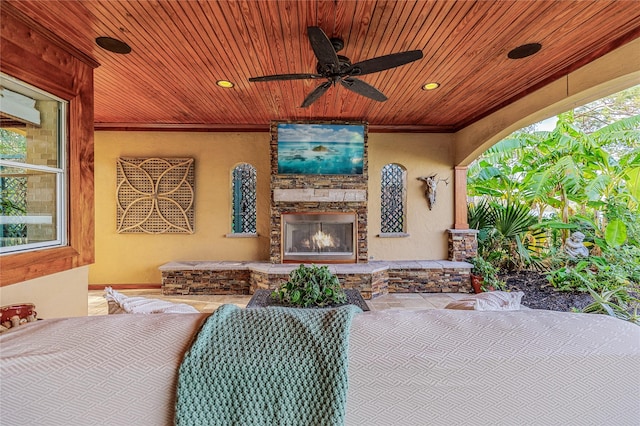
xmin=88 ymin=289 xmax=469 ymax=315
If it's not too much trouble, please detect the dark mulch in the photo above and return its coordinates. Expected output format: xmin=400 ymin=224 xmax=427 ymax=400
xmin=501 ymin=271 xmax=593 ymax=312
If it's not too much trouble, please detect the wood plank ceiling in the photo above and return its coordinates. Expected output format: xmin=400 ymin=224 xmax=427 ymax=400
xmin=6 ymin=0 xmax=640 ymax=132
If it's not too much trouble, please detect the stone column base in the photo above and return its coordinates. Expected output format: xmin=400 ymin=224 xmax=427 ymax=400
xmin=448 ymin=229 xmax=478 ymax=261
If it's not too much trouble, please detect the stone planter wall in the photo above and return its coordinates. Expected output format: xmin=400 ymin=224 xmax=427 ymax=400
xmin=386 ymin=264 xmax=471 ymax=293
xmin=161 ymin=267 xmax=251 ymax=295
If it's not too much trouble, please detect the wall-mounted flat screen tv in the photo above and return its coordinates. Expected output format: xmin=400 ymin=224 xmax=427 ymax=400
xmin=276 ymin=122 xmax=365 ymax=175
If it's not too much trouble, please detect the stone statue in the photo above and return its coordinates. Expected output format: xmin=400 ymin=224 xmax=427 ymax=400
xmin=565 ymin=231 xmax=589 ymax=258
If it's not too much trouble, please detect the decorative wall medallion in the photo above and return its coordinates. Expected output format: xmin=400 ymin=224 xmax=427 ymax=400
xmin=116 ymin=157 xmax=195 ymax=234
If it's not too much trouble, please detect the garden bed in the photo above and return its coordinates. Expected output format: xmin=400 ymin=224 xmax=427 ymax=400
xmin=502 ymin=271 xmax=593 ymax=312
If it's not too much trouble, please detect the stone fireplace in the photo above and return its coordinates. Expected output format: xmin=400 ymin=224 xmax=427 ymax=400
xmin=161 ymin=121 xmax=476 ymax=296
xmin=269 ymin=121 xmax=369 ymax=264
xmin=281 ymin=212 xmax=357 ymax=263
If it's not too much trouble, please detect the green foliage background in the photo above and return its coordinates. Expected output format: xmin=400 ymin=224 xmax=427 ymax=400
xmin=467 ymin=85 xmax=639 ymax=322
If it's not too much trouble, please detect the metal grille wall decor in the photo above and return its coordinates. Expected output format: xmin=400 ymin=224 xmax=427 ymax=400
xmin=116 ymin=157 xmax=195 ymax=234
xmin=231 ymin=163 xmax=257 ymax=233
xmin=381 ymin=163 xmax=406 ymax=233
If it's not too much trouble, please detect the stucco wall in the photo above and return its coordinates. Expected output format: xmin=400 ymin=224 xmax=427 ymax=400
xmin=0 ymin=267 xmax=88 ymax=318
xmin=89 ymin=131 xmax=454 ymax=285
xmin=367 ymin=133 xmax=454 ymax=260
xmin=90 ymin=131 xmax=271 ymax=285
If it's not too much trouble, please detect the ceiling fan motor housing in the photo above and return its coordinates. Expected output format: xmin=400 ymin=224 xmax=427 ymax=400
xmin=317 ymin=55 xmax=352 ymax=75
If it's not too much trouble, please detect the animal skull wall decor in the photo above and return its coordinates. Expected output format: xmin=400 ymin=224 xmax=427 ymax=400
xmin=417 ymin=174 xmax=449 ymax=210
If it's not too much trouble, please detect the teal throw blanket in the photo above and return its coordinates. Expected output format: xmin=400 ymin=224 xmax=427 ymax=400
xmin=175 ymin=304 xmax=361 ymax=426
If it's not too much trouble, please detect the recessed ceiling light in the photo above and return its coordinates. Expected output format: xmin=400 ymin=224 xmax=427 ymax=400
xmin=422 ymin=82 xmax=440 ymax=90
xmin=95 ymin=36 xmax=131 ymax=54
xmin=508 ymin=43 xmax=542 ymax=59
xmin=216 ymin=80 xmax=235 ymax=88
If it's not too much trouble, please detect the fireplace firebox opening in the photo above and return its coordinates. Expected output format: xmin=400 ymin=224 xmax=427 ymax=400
xmin=281 ymin=212 xmax=357 ymax=263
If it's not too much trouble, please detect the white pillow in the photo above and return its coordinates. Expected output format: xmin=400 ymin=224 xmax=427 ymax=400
xmin=104 ymin=287 xmax=199 ymax=314
xmin=474 ymin=291 xmax=524 ymax=311
xmin=445 ymin=291 xmax=524 ymax=311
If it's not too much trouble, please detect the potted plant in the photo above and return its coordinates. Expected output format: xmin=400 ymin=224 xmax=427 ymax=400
xmin=271 ymin=264 xmax=348 ymax=307
xmin=469 ymin=257 xmax=505 ymax=293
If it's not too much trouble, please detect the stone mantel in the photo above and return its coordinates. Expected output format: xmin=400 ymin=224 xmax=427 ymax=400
xmin=273 ymin=188 xmax=367 ymax=203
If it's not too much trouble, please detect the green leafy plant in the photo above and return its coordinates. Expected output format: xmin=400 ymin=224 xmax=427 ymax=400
xmin=582 ymin=285 xmax=639 ymax=325
xmin=467 ymin=102 xmax=640 ymax=273
xmin=547 ymin=253 xmax=633 ymax=292
xmin=271 ymin=264 xmax=347 ymax=307
xmin=469 ymin=256 xmax=505 ymax=291
xmin=546 ymin=258 xmax=595 ymax=291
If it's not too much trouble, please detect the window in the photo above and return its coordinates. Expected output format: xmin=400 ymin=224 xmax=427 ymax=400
xmin=231 ymin=163 xmax=256 ymax=234
xmin=1 ymin=75 xmax=67 ymax=254
xmin=380 ymin=163 xmax=407 ymax=234
xmin=1 ymin=9 xmax=95 ymax=286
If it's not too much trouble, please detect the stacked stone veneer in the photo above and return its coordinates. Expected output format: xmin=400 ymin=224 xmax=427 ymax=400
xmin=161 ymin=263 xmax=251 ymax=295
xmin=249 ymin=267 xmax=388 ymax=300
xmin=269 ymin=121 xmax=368 ymax=263
xmin=160 ymin=260 xmax=473 ymax=298
xmin=448 ymin=229 xmax=479 ymax=261
xmin=385 ymin=261 xmax=469 ymax=293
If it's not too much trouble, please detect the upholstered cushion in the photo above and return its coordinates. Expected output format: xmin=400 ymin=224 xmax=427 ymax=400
xmin=445 ymin=291 xmax=524 ymax=311
xmin=104 ymin=287 xmax=199 ymax=314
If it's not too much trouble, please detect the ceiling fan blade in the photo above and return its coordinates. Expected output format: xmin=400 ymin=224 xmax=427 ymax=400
xmin=307 ymin=26 xmax=340 ymax=73
xmin=340 ymin=78 xmax=387 ymax=102
xmin=301 ymin=81 xmax=332 ymax=108
xmin=249 ymin=73 xmax=321 ymax=82
xmin=347 ymin=50 xmax=423 ymax=76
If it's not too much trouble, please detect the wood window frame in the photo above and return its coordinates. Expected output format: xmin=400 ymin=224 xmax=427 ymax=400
xmin=0 ymin=4 xmax=97 ymax=286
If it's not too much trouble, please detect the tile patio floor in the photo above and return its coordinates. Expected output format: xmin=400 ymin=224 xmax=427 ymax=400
xmin=88 ymin=289 xmax=470 ymax=315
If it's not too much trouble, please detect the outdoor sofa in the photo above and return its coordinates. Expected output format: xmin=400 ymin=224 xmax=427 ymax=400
xmin=1 ymin=307 xmax=638 ymax=425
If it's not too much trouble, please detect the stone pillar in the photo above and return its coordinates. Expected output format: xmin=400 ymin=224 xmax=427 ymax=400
xmin=448 ymin=229 xmax=478 ymax=261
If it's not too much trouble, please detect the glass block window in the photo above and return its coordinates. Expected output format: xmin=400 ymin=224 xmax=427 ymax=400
xmin=381 ymin=163 xmax=406 ymax=233
xmin=231 ymin=163 xmax=257 ymax=233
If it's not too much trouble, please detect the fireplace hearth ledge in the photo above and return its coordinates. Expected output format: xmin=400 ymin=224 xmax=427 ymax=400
xmin=160 ymin=260 xmax=473 ymax=299
xmin=158 ymin=260 xmax=470 ymax=272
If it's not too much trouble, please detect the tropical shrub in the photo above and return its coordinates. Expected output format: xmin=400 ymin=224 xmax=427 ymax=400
xmin=467 ymin=87 xmax=640 ymax=322
xmin=468 ymin=200 xmax=546 ymax=271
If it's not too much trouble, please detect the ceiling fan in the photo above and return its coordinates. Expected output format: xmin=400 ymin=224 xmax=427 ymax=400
xmin=248 ymin=26 xmax=423 ymax=108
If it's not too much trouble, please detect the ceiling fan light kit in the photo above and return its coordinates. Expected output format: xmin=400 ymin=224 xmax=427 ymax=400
xmin=249 ymin=26 xmax=423 ymax=107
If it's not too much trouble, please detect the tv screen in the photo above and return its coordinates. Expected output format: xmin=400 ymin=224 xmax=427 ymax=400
xmin=276 ymin=123 xmax=365 ymax=175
